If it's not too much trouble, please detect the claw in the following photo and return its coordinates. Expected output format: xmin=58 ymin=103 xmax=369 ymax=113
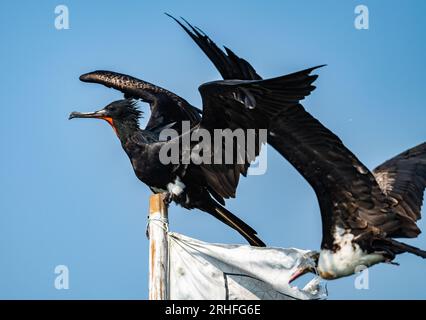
xmin=163 ymin=192 xmax=173 ymax=205
xmin=385 ymin=259 xmax=400 ymax=266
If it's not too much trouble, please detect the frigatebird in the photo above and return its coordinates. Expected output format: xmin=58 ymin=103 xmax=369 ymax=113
xmin=71 ymin=65 xmax=321 ymax=247
xmin=169 ymin=17 xmax=426 ymax=279
xmin=71 ymin=16 xmax=283 ymax=247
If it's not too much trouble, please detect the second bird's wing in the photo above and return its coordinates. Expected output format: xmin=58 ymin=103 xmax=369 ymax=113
xmin=373 ymin=142 xmax=426 ymax=224
xmin=168 ymin=14 xmax=262 ymax=81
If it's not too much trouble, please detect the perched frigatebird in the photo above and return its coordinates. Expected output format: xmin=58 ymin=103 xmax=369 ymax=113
xmin=169 ymin=16 xmax=426 ymax=280
xmin=71 ymin=16 xmax=281 ymax=247
xmin=71 ymin=65 xmax=321 ymax=247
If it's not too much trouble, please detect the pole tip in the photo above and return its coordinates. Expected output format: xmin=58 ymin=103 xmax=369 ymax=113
xmin=149 ymin=193 xmax=168 ymax=217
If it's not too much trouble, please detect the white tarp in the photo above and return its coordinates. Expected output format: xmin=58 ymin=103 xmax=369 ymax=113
xmin=168 ymin=232 xmax=326 ymax=300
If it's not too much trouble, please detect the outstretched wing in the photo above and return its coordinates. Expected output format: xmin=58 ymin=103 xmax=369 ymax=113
xmin=193 ymin=66 xmax=320 ymax=203
xmin=373 ymin=142 xmax=426 ymax=223
xmin=199 ymin=66 xmax=420 ymax=248
xmin=168 ymin=14 xmax=262 ymax=81
xmin=79 ymin=70 xmax=201 ymax=133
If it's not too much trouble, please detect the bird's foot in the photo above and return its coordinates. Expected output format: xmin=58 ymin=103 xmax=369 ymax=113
xmin=385 ymin=259 xmax=400 ymax=266
xmin=163 ymin=191 xmax=187 ymax=207
xmin=163 ymin=192 xmax=173 ymax=205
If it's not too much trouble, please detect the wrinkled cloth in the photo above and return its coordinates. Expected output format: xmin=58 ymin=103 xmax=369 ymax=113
xmin=168 ymin=232 xmax=326 ymax=300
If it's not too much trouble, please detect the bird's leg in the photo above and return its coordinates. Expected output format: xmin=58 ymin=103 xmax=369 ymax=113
xmin=163 ymin=192 xmax=174 ymax=205
xmin=163 ymin=190 xmax=186 ymax=206
xmin=385 ymin=259 xmax=400 ymax=266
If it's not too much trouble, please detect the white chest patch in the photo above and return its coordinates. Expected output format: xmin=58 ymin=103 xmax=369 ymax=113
xmin=318 ymin=227 xmax=385 ymax=279
xmin=167 ymin=176 xmax=186 ymax=196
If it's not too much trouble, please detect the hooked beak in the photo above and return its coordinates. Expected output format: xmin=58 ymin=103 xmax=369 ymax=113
xmin=289 ymin=267 xmax=311 ymax=283
xmin=289 ymin=251 xmax=319 ymax=284
xmin=68 ymin=109 xmax=107 ymax=120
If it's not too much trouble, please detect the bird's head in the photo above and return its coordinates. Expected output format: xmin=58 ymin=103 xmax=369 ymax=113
xmin=69 ymin=99 xmax=142 ymax=135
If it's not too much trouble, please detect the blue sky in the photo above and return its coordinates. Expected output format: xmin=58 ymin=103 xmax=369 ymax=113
xmin=0 ymin=0 xmax=425 ymax=299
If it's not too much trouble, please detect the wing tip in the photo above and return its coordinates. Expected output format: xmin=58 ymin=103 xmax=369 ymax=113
xmin=164 ymin=12 xmax=175 ymax=20
xmin=307 ymin=64 xmax=327 ymax=74
xmin=79 ymin=70 xmax=104 ymax=82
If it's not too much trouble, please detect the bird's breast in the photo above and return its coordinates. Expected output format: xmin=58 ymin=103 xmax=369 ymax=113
xmin=318 ymin=227 xmax=385 ymax=279
xmin=128 ymin=151 xmax=173 ymax=188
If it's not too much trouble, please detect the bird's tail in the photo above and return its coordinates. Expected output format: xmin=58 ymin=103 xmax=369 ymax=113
xmin=387 ymin=239 xmax=426 ymax=258
xmin=201 ymin=200 xmax=266 ymax=247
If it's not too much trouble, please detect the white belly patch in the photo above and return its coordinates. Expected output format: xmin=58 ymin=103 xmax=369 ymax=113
xmin=318 ymin=227 xmax=385 ymax=279
xmin=167 ymin=176 xmax=186 ymax=196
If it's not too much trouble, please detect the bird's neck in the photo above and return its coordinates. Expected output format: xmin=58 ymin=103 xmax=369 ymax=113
xmin=112 ymin=118 xmax=141 ymax=141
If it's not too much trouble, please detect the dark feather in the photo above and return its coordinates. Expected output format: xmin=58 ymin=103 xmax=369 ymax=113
xmin=373 ymin=142 xmax=426 ymax=229
xmin=167 ymin=14 xmax=262 ymax=81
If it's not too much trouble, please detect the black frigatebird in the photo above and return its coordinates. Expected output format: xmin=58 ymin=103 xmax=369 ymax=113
xmin=170 ymin=17 xmax=426 ymax=279
xmin=70 ymin=66 xmax=321 ymax=247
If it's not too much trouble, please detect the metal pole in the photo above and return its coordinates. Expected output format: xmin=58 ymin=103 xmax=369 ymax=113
xmin=148 ymin=193 xmax=169 ymax=300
